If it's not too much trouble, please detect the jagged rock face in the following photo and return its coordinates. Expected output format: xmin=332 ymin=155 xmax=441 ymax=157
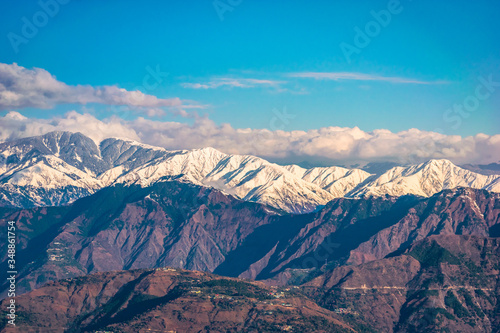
xmin=0 ymin=131 xmax=106 ymax=173
xmin=0 ymin=268 xmax=355 ymax=332
xmin=2 ymin=131 xmax=499 ymax=213
xmin=0 ymin=132 xmax=185 ymax=208
xmin=305 ymin=234 xmax=500 ymax=333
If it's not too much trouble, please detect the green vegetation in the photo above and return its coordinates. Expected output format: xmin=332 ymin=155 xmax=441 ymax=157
xmin=423 ymin=308 xmax=455 ymax=322
xmin=459 ymin=289 xmax=483 ymax=317
xmin=404 ymin=307 xmax=455 ymax=333
xmin=460 ymin=257 xmax=483 ymax=275
xmin=420 ymin=272 xmax=446 ymax=289
xmin=200 ymin=279 xmax=272 ymax=300
xmin=410 ymin=289 xmax=439 ymax=299
xmin=286 ymin=269 xmax=320 ymax=286
xmin=475 ymin=288 xmax=495 ymax=305
xmin=128 ymin=293 xmax=160 ymax=305
xmin=409 ymin=241 xmax=460 ymax=268
xmin=444 ymin=290 xmax=469 ymax=318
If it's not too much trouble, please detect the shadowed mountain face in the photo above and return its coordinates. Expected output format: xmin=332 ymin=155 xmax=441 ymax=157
xmin=1 ymin=179 xmax=499 ymax=298
xmin=225 ymin=187 xmax=500 ymax=285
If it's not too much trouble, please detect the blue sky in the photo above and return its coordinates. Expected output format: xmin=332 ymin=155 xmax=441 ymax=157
xmin=0 ymin=0 xmax=499 ymax=142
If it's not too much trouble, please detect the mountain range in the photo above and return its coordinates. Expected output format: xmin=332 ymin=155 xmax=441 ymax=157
xmin=1 ymin=131 xmax=499 ymax=213
xmin=1 ymin=180 xmax=499 ymax=297
xmin=1 ymin=131 xmax=500 ymax=332
xmin=4 ymin=234 xmax=500 ymax=332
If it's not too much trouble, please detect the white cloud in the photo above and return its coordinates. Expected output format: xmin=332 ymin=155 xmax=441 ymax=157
xmin=0 ymin=111 xmax=140 ymax=144
xmin=289 ymin=72 xmax=451 ymax=85
xmin=0 ymin=63 xmax=201 ymax=115
xmin=181 ymin=78 xmax=286 ymax=89
xmin=1 ymin=111 xmax=498 ymax=165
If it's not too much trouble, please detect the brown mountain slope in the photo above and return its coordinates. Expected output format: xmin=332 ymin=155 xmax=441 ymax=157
xmin=1 ymin=183 xmax=499 ymax=297
xmin=4 ymin=234 xmax=500 ymax=332
xmin=254 ymin=188 xmax=500 ymax=284
xmin=0 ymin=268 xmax=355 ymax=333
xmin=304 ymin=234 xmax=500 ymax=332
xmin=0 ymin=180 xmax=281 ymax=295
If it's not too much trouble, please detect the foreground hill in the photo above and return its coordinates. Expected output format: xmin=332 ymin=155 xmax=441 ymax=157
xmin=0 ymin=268 xmax=355 ymax=333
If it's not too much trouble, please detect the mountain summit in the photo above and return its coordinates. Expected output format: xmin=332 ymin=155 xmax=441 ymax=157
xmin=1 ymin=132 xmax=499 ymax=212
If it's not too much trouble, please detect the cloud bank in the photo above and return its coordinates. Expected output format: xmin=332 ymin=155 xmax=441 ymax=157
xmin=0 ymin=63 xmax=199 ymax=116
xmin=1 ymin=111 xmax=498 ymax=165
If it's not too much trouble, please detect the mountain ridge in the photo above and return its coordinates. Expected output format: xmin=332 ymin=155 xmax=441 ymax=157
xmin=1 ymin=131 xmax=499 ymax=213
xmin=4 ymin=233 xmax=500 ymax=332
xmin=1 ymin=181 xmax=498 ymax=297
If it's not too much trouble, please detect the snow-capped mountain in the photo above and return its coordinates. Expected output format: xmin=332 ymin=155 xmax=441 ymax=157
xmin=0 ymin=132 xmax=366 ymax=212
xmin=104 ymin=147 xmax=347 ymax=213
xmin=350 ymin=159 xmax=500 ymax=197
xmin=1 ymin=131 xmax=499 ymax=212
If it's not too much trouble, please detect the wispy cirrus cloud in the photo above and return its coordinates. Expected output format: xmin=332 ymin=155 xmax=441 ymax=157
xmin=181 ymin=77 xmax=286 ymax=89
xmin=181 ymin=72 xmax=450 ymax=92
xmin=289 ymin=72 xmax=451 ymax=85
xmin=0 ymin=63 xmax=202 ymax=116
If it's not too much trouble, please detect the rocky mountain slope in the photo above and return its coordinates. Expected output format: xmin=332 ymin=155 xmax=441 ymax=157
xmin=1 ymin=180 xmax=499 ymax=297
xmin=0 ymin=180 xmax=281 ymax=295
xmin=2 ymin=131 xmax=499 ymax=213
xmin=3 ymin=234 xmax=499 ymax=333
xmin=305 ymin=234 xmax=500 ymax=332
xmin=228 ymin=187 xmax=500 ymax=285
xmin=0 ymin=268 xmax=355 ymax=333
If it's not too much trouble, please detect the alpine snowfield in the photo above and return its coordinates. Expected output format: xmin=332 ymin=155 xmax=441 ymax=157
xmin=1 ymin=131 xmax=499 ymax=212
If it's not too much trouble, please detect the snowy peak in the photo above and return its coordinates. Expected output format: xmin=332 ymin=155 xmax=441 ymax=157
xmin=111 ymin=147 xmax=338 ymax=213
xmin=1 ymin=132 xmax=499 ymax=212
xmin=0 ymin=131 xmax=107 ymax=175
xmin=284 ymin=164 xmax=372 ymax=197
xmin=351 ymin=159 xmax=500 ymax=197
